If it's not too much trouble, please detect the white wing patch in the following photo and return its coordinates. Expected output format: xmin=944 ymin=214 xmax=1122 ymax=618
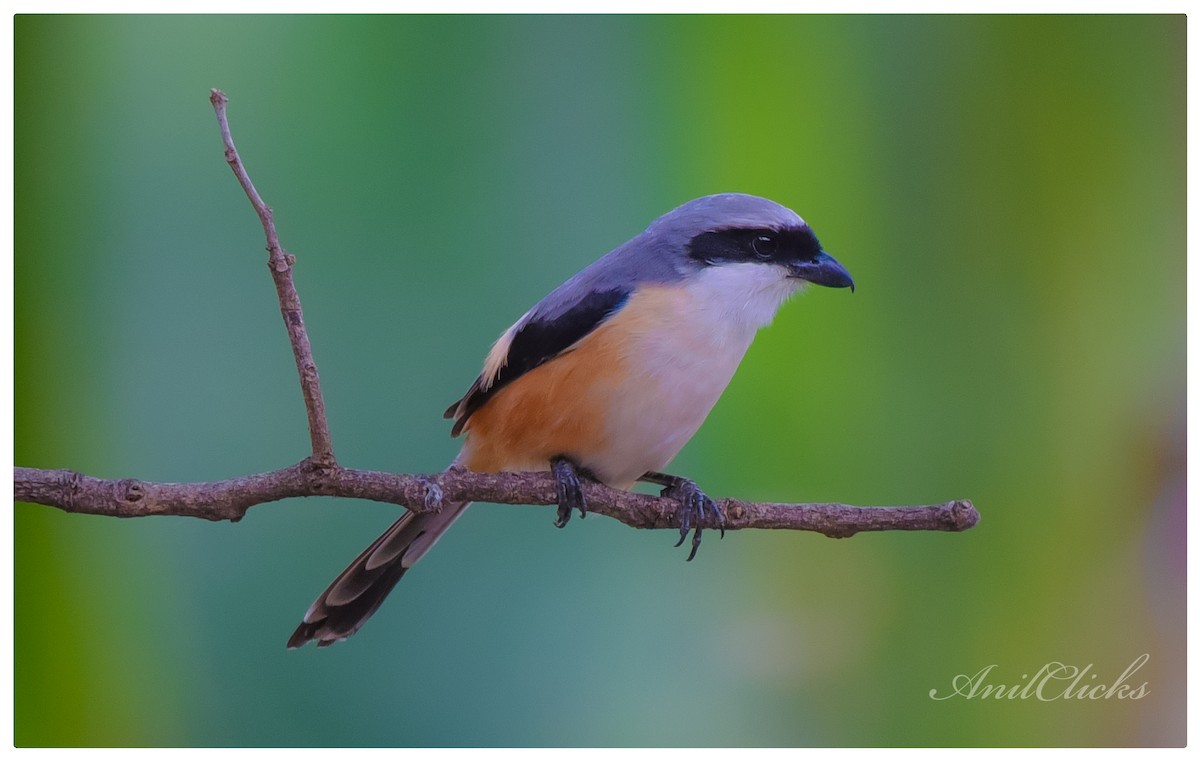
xmin=479 ymin=311 xmax=529 ymax=392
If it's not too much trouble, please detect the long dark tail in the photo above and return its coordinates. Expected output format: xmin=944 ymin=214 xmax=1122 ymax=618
xmin=287 ymin=500 xmax=472 ymax=648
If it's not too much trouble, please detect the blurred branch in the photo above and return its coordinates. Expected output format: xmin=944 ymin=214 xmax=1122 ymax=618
xmin=13 ymin=465 xmax=979 ymax=537
xmin=12 ymin=88 xmax=980 ymax=541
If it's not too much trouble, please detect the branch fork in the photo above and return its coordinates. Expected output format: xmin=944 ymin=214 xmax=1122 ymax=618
xmin=12 ymin=89 xmax=979 ymax=542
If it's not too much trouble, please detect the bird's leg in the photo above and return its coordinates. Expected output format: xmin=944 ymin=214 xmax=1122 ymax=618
xmin=638 ymin=471 xmax=725 ymax=561
xmin=550 ymin=456 xmax=590 ymax=529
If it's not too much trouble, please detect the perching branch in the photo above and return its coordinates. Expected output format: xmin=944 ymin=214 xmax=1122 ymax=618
xmin=12 ymin=89 xmax=980 ymax=540
xmin=13 ymin=464 xmax=977 ymax=537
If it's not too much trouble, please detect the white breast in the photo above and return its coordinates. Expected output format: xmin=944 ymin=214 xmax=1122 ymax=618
xmin=591 ymin=263 xmax=803 ymax=487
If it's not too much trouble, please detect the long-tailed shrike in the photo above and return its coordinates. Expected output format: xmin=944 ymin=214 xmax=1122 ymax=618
xmin=288 ymin=193 xmax=854 ymax=648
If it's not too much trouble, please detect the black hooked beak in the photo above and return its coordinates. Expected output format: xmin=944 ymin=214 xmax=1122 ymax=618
xmin=788 ymin=251 xmax=855 ymax=292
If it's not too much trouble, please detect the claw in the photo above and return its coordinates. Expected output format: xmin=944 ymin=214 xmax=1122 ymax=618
xmin=551 ymin=457 xmax=587 ymax=528
xmin=688 ymin=524 xmax=702 ymax=562
xmin=713 ymin=499 xmax=727 ymax=540
xmin=674 ymin=502 xmax=692 ymax=547
xmin=659 ymin=477 xmax=723 ymax=560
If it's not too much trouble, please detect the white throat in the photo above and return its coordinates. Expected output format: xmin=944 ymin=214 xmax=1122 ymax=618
xmin=684 ymin=262 xmax=804 ymax=340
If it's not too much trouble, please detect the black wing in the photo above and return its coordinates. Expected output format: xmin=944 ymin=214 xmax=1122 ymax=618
xmin=444 ymin=287 xmax=630 ymax=436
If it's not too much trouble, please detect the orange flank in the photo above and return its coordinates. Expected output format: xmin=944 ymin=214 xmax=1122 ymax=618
xmin=458 ymin=317 xmax=627 ymax=474
xmin=458 ymin=284 xmax=736 ymax=489
xmin=457 ymin=285 xmax=685 ymax=479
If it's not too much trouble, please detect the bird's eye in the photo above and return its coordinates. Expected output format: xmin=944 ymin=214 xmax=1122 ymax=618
xmin=750 ymin=234 xmax=777 ymax=259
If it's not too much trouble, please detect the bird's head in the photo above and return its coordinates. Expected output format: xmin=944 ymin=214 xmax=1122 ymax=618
xmin=649 ymin=193 xmax=855 ymax=293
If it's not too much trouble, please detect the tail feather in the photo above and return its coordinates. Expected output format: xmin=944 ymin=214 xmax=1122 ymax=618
xmin=287 ymin=501 xmax=471 ymax=648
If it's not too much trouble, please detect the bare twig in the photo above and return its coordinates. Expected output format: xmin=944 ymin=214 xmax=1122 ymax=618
xmin=13 ymin=465 xmax=979 ymax=538
xmin=12 ymin=88 xmax=980 ymax=546
xmin=210 ymin=89 xmax=335 ymax=467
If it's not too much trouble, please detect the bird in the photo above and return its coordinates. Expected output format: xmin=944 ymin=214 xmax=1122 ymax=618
xmin=287 ymin=193 xmax=854 ymax=648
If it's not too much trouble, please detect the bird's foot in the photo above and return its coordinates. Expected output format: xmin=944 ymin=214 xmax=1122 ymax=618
xmin=551 ymin=457 xmax=587 ymax=528
xmin=641 ymin=471 xmax=725 ymax=561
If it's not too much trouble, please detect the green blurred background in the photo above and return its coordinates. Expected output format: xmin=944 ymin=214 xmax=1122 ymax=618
xmin=14 ymin=15 xmax=1184 ymax=747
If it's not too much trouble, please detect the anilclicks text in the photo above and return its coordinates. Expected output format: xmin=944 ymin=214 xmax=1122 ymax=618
xmin=928 ymin=653 xmax=1151 ymax=701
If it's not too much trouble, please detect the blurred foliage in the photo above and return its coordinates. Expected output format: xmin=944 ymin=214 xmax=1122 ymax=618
xmin=14 ymin=15 xmax=1184 ymax=746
